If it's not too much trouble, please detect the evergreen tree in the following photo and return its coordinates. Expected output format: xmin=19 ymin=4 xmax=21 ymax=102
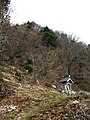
xmin=41 ymin=26 xmax=57 ymax=47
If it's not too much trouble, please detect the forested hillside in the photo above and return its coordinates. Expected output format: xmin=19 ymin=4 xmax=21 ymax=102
xmin=0 ymin=0 xmax=90 ymax=119
xmin=0 ymin=0 xmax=90 ymax=91
xmin=0 ymin=19 xmax=89 ymax=91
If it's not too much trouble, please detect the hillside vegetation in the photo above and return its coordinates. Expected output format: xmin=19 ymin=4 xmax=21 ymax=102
xmin=1 ymin=21 xmax=90 ymax=91
xmin=0 ymin=0 xmax=90 ymax=119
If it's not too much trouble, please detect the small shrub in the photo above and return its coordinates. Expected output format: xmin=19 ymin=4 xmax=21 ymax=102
xmin=24 ymin=59 xmax=33 ymax=73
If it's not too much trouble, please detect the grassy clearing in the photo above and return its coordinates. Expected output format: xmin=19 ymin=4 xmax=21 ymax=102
xmin=1 ymin=84 xmax=90 ymax=120
xmin=21 ymin=88 xmax=68 ymax=120
xmin=1 ymin=85 xmax=69 ymax=120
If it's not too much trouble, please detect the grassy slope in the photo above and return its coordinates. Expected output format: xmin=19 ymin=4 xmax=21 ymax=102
xmin=0 ymin=66 xmax=90 ymax=120
xmin=0 ymin=83 xmax=90 ymax=120
xmin=0 ymin=84 xmax=68 ymax=120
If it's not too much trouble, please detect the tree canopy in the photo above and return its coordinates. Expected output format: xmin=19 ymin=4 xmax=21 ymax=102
xmin=41 ymin=26 xmax=57 ymax=47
